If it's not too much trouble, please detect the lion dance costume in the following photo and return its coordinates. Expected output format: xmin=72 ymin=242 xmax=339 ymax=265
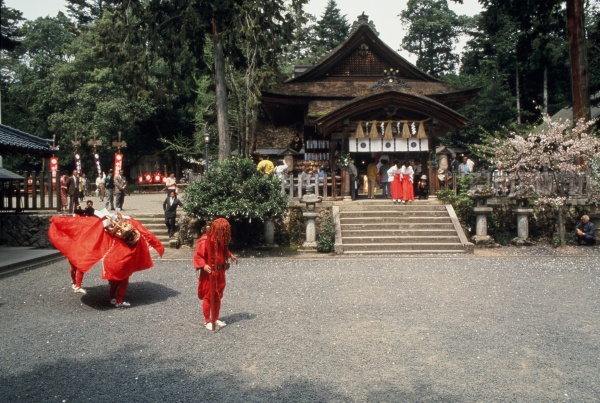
xmin=193 ymin=218 xmax=238 ymax=331
xmin=48 ymin=212 xmax=164 ymax=306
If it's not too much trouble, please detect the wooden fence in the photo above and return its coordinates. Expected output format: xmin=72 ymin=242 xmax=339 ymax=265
xmin=438 ymin=169 xmax=594 ymax=198
xmin=1 ymin=171 xmax=60 ymax=212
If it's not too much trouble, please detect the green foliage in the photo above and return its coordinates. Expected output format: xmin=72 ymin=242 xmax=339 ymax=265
xmin=314 ymin=1 xmax=349 ymax=55
xmin=183 ymin=158 xmax=289 ymax=223
xmin=436 ymin=177 xmax=474 ymax=234
xmin=400 ymin=0 xmax=467 ymax=77
xmin=316 ymin=212 xmax=335 ymax=253
xmin=488 ymin=205 xmax=516 ymax=245
xmin=276 ymin=207 xmax=304 ymax=247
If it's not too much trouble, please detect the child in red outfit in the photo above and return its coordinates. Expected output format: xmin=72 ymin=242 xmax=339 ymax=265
xmin=193 ymin=218 xmax=238 ymax=331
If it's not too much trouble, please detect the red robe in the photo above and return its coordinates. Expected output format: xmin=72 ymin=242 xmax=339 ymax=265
xmin=48 ymin=216 xmax=164 ymax=280
xmin=390 ymin=173 xmax=403 ymax=200
xmin=193 ymin=234 xmax=233 ymax=300
xmin=401 ymin=174 xmax=414 ymax=201
xmin=194 ymin=234 xmax=235 ymax=323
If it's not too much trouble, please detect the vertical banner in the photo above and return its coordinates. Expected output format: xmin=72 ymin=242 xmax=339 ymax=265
xmin=94 ymin=153 xmax=102 ymax=176
xmin=50 ymin=157 xmax=59 ymax=189
xmin=75 ymin=153 xmax=82 ymax=174
xmin=114 ymin=153 xmax=123 ymax=174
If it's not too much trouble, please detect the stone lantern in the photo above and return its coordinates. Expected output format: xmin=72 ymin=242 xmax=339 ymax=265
xmin=299 ymin=188 xmax=322 ymax=251
xmin=468 ymin=178 xmax=495 ymax=246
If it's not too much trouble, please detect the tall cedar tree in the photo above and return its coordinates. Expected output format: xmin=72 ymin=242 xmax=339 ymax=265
xmin=314 ymin=0 xmax=350 ymax=58
xmin=400 ymin=0 xmax=466 ymax=77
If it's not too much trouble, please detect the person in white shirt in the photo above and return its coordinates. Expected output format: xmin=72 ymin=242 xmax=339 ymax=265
xmin=165 ymin=173 xmax=177 ymax=196
xmin=95 ymin=173 xmax=105 ymax=201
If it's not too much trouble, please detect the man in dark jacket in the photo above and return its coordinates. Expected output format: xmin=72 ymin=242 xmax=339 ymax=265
xmin=104 ymin=169 xmax=115 ymax=210
xmin=575 ymin=215 xmax=596 ymax=245
xmin=163 ymin=190 xmax=184 ymax=237
xmin=65 ymin=170 xmax=79 ymax=213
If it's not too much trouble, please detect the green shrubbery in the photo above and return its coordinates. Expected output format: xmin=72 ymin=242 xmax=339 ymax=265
xmin=316 ymin=212 xmax=335 ymax=253
xmin=436 ymin=176 xmax=475 ymax=235
xmin=183 ymin=158 xmax=289 ymax=246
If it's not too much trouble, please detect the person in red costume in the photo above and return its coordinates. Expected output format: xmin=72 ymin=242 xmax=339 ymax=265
xmin=48 ymin=210 xmax=164 ymax=307
xmin=194 ymin=218 xmax=238 ymax=331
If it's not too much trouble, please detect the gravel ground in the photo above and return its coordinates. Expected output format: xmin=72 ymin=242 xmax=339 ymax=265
xmin=1 ymin=252 xmax=599 ymax=402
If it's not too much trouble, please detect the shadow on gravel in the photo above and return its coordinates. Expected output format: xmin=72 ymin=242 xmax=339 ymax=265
xmin=79 ymin=281 xmax=179 ymax=311
xmin=0 ymin=344 xmax=351 ymax=402
xmin=219 ymin=312 xmax=254 ymax=326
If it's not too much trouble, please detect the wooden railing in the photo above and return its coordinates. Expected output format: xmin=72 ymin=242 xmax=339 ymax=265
xmin=1 ymin=170 xmax=60 ymax=212
xmin=439 ymin=169 xmax=595 ymax=198
xmin=279 ymin=173 xmax=343 ymax=200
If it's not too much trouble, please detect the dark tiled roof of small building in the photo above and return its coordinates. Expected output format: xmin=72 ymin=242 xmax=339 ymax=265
xmin=0 ymin=167 xmax=24 ymax=180
xmin=0 ymin=124 xmax=54 ymax=156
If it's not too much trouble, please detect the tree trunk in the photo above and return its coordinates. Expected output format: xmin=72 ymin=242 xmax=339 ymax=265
xmin=557 ymin=206 xmax=566 ymax=246
xmin=212 ymin=18 xmax=230 ymax=162
xmin=516 ymin=62 xmax=521 ymax=125
xmin=566 ymin=0 xmax=590 ymax=122
xmin=543 ymin=65 xmax=548 ymax=114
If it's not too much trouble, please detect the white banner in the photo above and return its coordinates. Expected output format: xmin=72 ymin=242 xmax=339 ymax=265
xmin=349 ymin=137 xmax=428 ymax=152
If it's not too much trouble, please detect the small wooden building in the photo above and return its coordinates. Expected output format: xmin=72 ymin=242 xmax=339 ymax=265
xmin=260 ymin=14 xmax=478 ymax=182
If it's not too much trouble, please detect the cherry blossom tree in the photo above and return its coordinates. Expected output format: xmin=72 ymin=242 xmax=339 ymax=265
xmin=476 ymin=114 xmax=600 ymax=245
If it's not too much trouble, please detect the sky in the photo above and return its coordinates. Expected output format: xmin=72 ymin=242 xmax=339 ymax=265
xmin=5 ymin=0 xmax=482 ymax=63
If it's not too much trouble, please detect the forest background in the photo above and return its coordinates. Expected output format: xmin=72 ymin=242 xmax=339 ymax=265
xmin=1 ymin=0 xmax=599 ymax=177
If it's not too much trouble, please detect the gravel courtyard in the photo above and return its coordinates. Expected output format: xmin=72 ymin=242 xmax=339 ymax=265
xmin=1 ymin=253 xmax=599 ymax=402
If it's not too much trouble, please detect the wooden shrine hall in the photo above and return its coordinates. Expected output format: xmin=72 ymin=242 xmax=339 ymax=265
xmin=260 ymin=13 xmax=479 ymax=189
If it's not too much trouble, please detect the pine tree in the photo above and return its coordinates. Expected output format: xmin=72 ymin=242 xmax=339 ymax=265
xmin=400 ymin=0 xmax=465 ymax=77
xmin=314 ymin=0 xmax=350 ymax=56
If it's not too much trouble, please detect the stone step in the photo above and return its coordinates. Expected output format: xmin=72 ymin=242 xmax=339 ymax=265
xmin=341 ymin=229 xmax=458 ymax=237
xmin=340 ymin=210 xmax=450 ymax=218
xmin=343 ymin=249 xmax=467 ymax=255
xmin=341 ymin=223 xmax=456 ymax=231
xmin=342 ymin=235 xmax=460 ymax=244
xmin=132 ymin=215 xmax=172 ymax=246
xmin=342 ymin=242 xmax=464 ymax=252
xmin=340 ymin=203 xmax=447 ymax=211
xmin=340 ymin=216 xmax=453 ymax=224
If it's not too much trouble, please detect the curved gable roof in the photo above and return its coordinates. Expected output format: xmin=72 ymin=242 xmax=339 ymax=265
xmin=315 ymin=90 xmax=468 ymax=135
xmin=287 ymin=24 xmax=438 ymax=83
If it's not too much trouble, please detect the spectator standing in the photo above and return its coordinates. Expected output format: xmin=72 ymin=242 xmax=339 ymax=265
xmin=379 ymin=158 xmax=390 ymax=199
xmin=467 ymin=156 xmax=475 ymax=173
xmin=104 ymin=169 xmax=115 ymax=210
xmin=366 ymin=161 xmax=378 ymax=199
xmin=163 ymin=190 xmax=184 ymax=238
xmin=165 ymin=173 xmax=177 ymax=196
xmin=65 ymin=170 xmax=80 ymax=213
xmin=114 ymin=170 xmax=127 ymax=210
xmin=80 ymin=173 xmax=88 ymax=197
xmin=348 ymin=160 xmax=358 ymax=200
xmin=60 ymin=172 xmax=69 ymax=211
xmin=458 ymin=156 xmax=471 ymax=176
xmin=95 ymin=173 xmax=105 ymax=201
xmin=449 ymin=154 xmax=459 ymax=175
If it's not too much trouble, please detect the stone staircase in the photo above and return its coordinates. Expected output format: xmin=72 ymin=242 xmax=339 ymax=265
xmin=335 ymin=199 xmax=473 ymax=255
xmin=133 ymin=214 xmax=171 ymax=247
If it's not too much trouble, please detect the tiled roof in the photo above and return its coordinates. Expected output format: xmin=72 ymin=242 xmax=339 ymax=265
xmin=0 ymin=167 xmax=24 ymax=180
xmin=0 ymin=124 xmax=54 ymax=156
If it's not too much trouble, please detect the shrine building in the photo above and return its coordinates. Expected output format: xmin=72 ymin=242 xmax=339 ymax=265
xmin=260 ymin=14 xmax=478 ymax=185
